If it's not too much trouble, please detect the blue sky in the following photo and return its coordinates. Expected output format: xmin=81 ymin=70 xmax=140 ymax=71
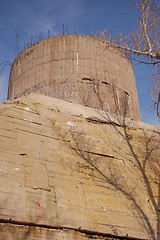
xmin=0 ymin=0 xmax=159 ymax=125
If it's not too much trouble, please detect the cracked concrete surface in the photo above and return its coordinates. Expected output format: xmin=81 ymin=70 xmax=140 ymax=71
xmin=0 ymin=93 xmax=159 ymax=239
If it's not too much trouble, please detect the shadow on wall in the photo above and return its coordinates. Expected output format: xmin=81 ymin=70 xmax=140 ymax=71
xmin=79 ymin=76 xmax=132 ymax=119
xmin=53 ymin=98 xmax=160 ymax=240
xmin=0 ymin=91 xmax=159 ymax=239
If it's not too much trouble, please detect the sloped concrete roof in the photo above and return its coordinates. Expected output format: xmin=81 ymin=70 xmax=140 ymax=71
xmin=0 ymin=93 xmax=159 ymax=240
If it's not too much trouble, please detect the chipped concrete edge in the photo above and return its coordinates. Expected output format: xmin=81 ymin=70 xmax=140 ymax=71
xmin=2 ymin=92 xmax=160 ymax=133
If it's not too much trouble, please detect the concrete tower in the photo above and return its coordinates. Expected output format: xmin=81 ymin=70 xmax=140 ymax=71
xmin=8 ymin=35 xmax=141 ymax=120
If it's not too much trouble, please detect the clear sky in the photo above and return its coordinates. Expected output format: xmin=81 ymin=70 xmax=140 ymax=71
xmin=0 ymin=0 xmax=159 ymax=125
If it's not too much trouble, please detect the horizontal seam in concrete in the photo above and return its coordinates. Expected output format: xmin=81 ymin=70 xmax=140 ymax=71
xmin=85 ymin=117 xmax=123 ymax=127
xmin=4 ymin=115 xmax=43 ymax=126
xmin=73 ymin=148 xmax=115 ymax=158
xmin=0 ymin=219 xmax=147 ymax=240
xmin=16 ymin=128 xmax=62 ymax=141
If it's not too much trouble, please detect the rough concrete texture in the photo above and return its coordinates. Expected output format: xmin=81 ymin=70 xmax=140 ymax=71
xmin=8 ymin=35 xmax=140 ymax=121
xmin=0 ymin=222 xmax=120 ymax=240
xmin=0 ymin=93 xmax=159 ymax=239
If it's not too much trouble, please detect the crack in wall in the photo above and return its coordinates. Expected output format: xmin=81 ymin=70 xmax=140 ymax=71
xmin=4 ymin=115 xmax=42 ymax=126
xmin=32 ymin=187 xmax=51 ymax=192
xmin=16 ymin=128 xmax=63 ymax=141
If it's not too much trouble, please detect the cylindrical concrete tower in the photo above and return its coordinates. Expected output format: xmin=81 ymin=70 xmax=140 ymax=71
xmin=8 ymin=35 xmax=141 ymax=120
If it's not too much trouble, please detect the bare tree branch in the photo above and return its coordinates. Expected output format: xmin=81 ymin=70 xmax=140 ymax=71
xmin=95 ymin=0 xmax=160 ymax=120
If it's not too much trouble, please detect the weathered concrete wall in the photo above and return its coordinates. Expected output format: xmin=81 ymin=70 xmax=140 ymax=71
xmin=0 ymin=221 xmax=122 ymax=240
xmin=8 ymin=35 xmax=140 ymax=121
xmin=0 ymin=93 xmax=159 ymax=239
